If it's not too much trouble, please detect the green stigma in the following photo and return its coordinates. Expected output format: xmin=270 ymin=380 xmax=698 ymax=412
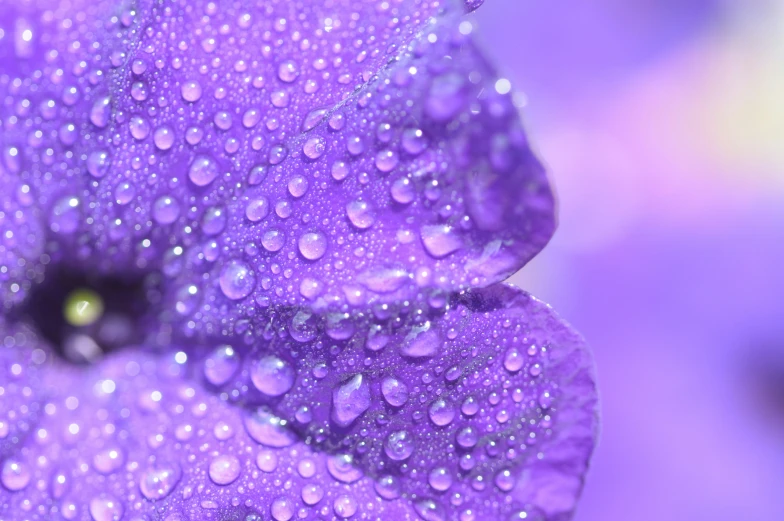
xmin=63 ymin=288 xmax=104 ymax=327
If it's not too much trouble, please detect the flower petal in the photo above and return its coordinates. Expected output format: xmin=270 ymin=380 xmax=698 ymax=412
xmin=0 ymin=285 xmax=596 ymax=520
xmin=1 ymin=0 xmax=554 ymax=317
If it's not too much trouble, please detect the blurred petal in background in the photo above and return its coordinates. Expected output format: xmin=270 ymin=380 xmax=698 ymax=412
xmin=473 ymin=1 xmax=784 ymax=520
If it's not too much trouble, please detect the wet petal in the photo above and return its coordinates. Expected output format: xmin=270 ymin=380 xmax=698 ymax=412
xmin=0 ymin=285 xmax=595 ymax=520
xmin=192 ymin=284 xmax=597 ymax=519
xmin=0 ymin=0 xmax=553 ymax=317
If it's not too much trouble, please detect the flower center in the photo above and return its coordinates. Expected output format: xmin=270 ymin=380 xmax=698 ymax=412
xmin=12 ymin=267 xmax=157 ymax=364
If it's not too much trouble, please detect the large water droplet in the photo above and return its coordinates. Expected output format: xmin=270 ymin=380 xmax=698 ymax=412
xmin=93 ymin=447 xmax=124 ymax=474
xmin=401 ymin=322 xmax=441 ymax=358
xmin=421 ymin=224 xmax=463 ymax=258
xmin=345 ymin=200 xmax=375 ymax=229
xmin=1 ymin=459 xmax=31 ymax=491
xmin=244 ymin=408 xmax=296 ymax=447
xmin=153 ymin=125 xmax=175 ymax=150
xmin=428 ymin=467 xmax=453 ymax=491
xmin=250 ymin=355 xmax=295 ymax=397
xmin=203 ymin=345 xmax=240 ymax=386
xmin=374 ymin=475 xmax=401 ymax=500
xmin=277 ymin=60 xmax=300 ymax=83
xmin=181 ymin=80 xmax=203 ymax=102
xmin=303 ymin=136 xmax=325 ymax=159
xmin=139 ymin=463 xmax=181 ymax=500
xmin=87 ymin=151 xmax=111 ymax=178
xmin=381 ymin=376 xmax=408 ymax=407
xmin=50 ymin=196 xmax=81 ymax=234
xmin=384 ymin=430 xmax=415 ymax=461
xmin=326 ymin=454 xmax=364 ymax=483
xmin=89 ymin=495 xmax=123 ymax=521
xmin=245 ymin=196 xmax=270 ymax=222
xmin=429 ymin=398 xmax=456 ymax=426
xmin=90 ymin=96 xmax=112 ymax=128
xmin=153 ymin=195 xmax=181 ymax=224
xmin=189 ymin=156 xmax=219 ymax=187
xmin=298 ymin=231 xmax=327 ymax=260
xmin=219 ymin=259 xmax=255 ymax=300
xmin=271 ymin=496 xmax=294 ymax=521
xmin=333 ymin=495 xmax=358 ymax=518
xmin=331 ymin=374 xmax=371 ymax=427
xmin=208 ymin=454 xmax=241 ymax=485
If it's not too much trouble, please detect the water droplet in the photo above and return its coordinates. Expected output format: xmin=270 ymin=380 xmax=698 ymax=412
xmin=50 ymin=196 xmax=81 ymax=234
xmin=504 ymin=347 xmax=524 ymax=372
xmin=277 ymin=60 xmax=300 ymax=83
xmin=391 ymin=176 xmax=416 ymax=204
xmin=203 ymin=345 xmax=240 ymax=386
xmin=245 ymin=197 xmax=270 ymax=222
xmin=208 ymin=454 xmax=241 ymax=485
xmin=244 ymin=408 xmax=296 ymax=447
xmin=256 ymin=451 xmax=278 ymax=472
xmin=129 ymin=115 xmax=150 ymax=140
xmin=1 ymin=459 xmax=31 ymax=491
xmin=298 ymin=231 xmax=327 ymax=260
xmin=219 ymin=259 xmax=255 ymax=300
xmin=202 ymin=206 xmax=227 ymax=235
xmin=429 ymin=467 xmax=453 ymax=491
xmin=153 ymin=195 xmax=181 ymax=224
xmin=303 ymin=136 xmax=325 ymax=159
xmin=414 ymin=499 xmax=446 ymax=521
xmin=331 ymin=374 xmax=371 ymax=427
xmin=189 ymin=156 xmax=219 ymax=187
xmin=426 ymin=73 xmax=468 ymax=122
xmin=375 ymin=475 xmax=401 ymax=500
xmin=381 ymin=376 xmax=409 ymax=407
xmin=153 ymin=125 xmax=175 ymax=150
xmin=421 ymin=224 xmax=463 ymax=258
xmin=495 ymin=468 xmax=516 ymax=491
xmin=93 ymin=447 xmax=124 ymax=474
xmin=345 ymin=200 xmax=375 ymax=229
xmin=89 ymin=495 xmax=123 ymax=521
xmin=287 ymin=175 xmax=308 ymax=197
xmin=139 ymin=463 xmax=181 ymax=500
xmin=301 ymin=484 xmax=324 ymax=505
xmin=429 ymin=398 xmax=456 ymax=426
xmin=90 ymin=96 xmax=112 ymax=128
xmin=402 ymin=128 xmax=428 ymax=155
xmin=456 ymin=426 xmax=478 ymax=448
xmin=384 ymin=430 xmax=415 ymax=460
xmin=250 ymin=356 xmax=295 ymax=397
xmin=213 ymin=111 xmax=233 ymax=130
xmin=181 ymin=80 xmax=203 ymax=102
xmin=327 ymin=454 xmax=364 ymax=483
xmin=271 ymin=496 xmax=294 ymax=521
xmin=375 ymin=149 xmax=399 ymax=172
xmin=262 ymin=229 xmax=285 ymax=252
xmin=401 ymin=322 xmax=441 ymax=358
xmin=87 ymin=151 xmax=111 ymax=178
xmin=333 ymin=495 xmax=358 ymax=518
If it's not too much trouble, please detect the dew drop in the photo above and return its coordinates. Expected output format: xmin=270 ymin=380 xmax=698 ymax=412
xmin=302 ymin=136 xmax=325 ymax=159
xmin=375 ymin=149 xmax=398 ymax=172
xmin=277 ymin=60 xmax=299 ymax=83
xmin=381 ymin=376 xmax=408 ymax=407
xmin=219 ymin=259 xmax=255 ymax=300
xmin=250 ymin=356 xmax=295 ymax=397
xmin=188 ymin=156 xmax=219 ymax=187
xmin=139 ymin=463 xmax=181 ymax=500
xmin=245 ymin=197 xmax=270 ymax=222
xmin=384 ymin=430 xmax=415 ymax=461
xmin=345 ymin=200 xmax=375 ymax=229
xmin=209 ymin=454 xmax=241 ymax=486
xmin=244 ymin=408 xmax=296 ymax=447
xmin=331 ymin=374 xmax=371 ymax=427
xmin=421 ymin=224 xmax=463 ymax=258
xmin=181 ymin=80 xmax=203 ymax=102
xmin=326 ymin=454 xmax=364 ymax=483
xmin=1 ymin=459 xmax=31 ymax=491
xmin=87 ymin=151 xmax=111 ymax=178
xmin=89 ymin=495 xmax=123 ymax=521
xmin=429 ymin=398 xmax=456 ymax=426
xmin=153 ymin=125 xmax=175 ymax=150
xmin=271 ymin=496 xmax=294 ymax=521
xmin=203 ymin=345 xmax=240 ymax=386
xmin=298 ymin=231 xmax=327 ymax=261
xmin=129 ymin=115 xmax=150 ymax=140
xmin=153 ymin=195 xmax=181 ymax=224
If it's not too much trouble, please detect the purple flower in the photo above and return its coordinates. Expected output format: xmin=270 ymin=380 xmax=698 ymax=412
xmin=0 ymin=1 xmax=597 ymax=520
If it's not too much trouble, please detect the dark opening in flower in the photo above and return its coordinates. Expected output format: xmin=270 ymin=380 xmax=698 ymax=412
xmin=10 ymin=267 xmax=155 ymax=364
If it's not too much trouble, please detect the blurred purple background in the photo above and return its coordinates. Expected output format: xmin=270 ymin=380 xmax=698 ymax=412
xmin=471 ymin=1 xmax=784 ymax=520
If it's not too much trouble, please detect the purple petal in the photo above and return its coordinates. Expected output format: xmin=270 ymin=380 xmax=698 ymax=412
xmin=0 ymin=285 xmax=596 ymax=519
xmin=0 ymin=0 xmax=553 ymax=318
